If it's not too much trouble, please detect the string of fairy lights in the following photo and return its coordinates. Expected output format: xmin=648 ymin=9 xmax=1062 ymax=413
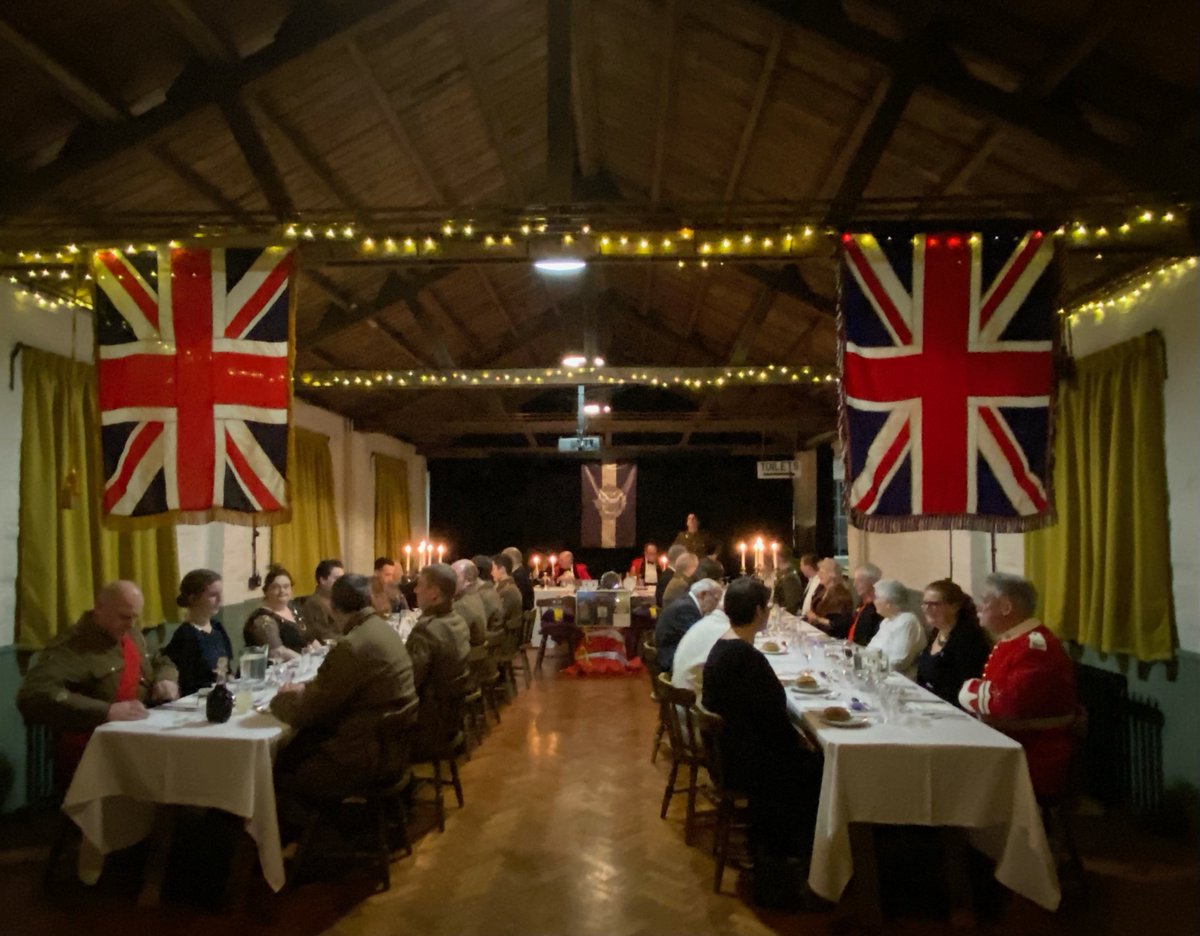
xmin=1 ymin=204 xmax=1194 ymax=337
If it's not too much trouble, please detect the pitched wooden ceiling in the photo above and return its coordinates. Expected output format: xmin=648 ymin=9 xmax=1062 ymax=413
xmin=0 ymin=0 xmax=1196 ymax=456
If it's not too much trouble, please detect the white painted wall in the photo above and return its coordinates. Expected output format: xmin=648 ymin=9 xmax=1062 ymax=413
xmin=849 ymin=264 xmax=1199 ymax=653
xmin=0 ymin=280 xmax=428 ymax=643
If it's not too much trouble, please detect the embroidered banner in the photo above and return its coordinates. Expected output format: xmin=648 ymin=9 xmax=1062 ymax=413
xmin=839 ymin=230 xmax=1058 ymax=532
xmin=581 ymin=462 xmax=637 ymax=548
xmin=93 ymin=246 xmax=294 ymax=528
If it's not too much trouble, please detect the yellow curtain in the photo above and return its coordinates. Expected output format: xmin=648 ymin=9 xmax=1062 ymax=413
xmin=1025 ymin=331 xmax=1174 ymax=661
xmin=374 ymin=454 xmax=411 ymax=562
xmin=270 ymin=427 xmax=341 ymax=589
xmin=16 ymin=347 xmax=178 ymax=648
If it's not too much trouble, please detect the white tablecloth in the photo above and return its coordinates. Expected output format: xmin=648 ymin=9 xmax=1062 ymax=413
xmin=64 ymin=697 xmax=291 ymax=891
xmin=761 ymin=641 xmax=1060 ymax=911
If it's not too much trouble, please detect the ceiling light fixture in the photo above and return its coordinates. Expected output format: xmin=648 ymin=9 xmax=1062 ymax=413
xmin=534 ymin=258 xmax=587 ymax=275
xmin=561 ymin=353 xmax=588 ymax=368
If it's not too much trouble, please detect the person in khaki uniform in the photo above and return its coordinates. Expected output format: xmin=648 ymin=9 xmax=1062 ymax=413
xmin=271 ymin=574 xmax=417 ymax=797
xmin=472 ymin=555 xmax=504 ymax=633
xmin=406 ymin=564 xmax=471 ymax=758
xmin=491 ymin=554 xmax=524 ymax=633
xmin=18 ymin=581 xmax=179 ymax=786
xmin=450 ymin=559 xmax=489 ymax=646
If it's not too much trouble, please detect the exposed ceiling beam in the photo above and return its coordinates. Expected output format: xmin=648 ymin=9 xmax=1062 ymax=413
xmin=342 ymin=36 xmax=446 ymax=204
xmin=650 ymin=0 xmax=680 ymax=204
xmin=218 ymin=94 xmax=295 ymax=218
xmin=546 ymin=0 xmax=576 ymax=202
xmin=474 ymin=268 xmax=521 ymax=339
xmin=726 ymin=284 xmax=778 ymax=367
xmin=603 ymin=290 xmax=725 ymax=365
xmin=398 ymin=413 xmax=813 ymax=435
xmin=147 ymin=144 xmax=248 ymax=217
xmin=740 ymin=264 xmax=835 ymax=317
xmin=474 ymin=304 xmax=566 ymax=367
xmin=724 ymin=28 xmax=783 ymax=202
xmin=447 ymin=0 xmax=525 ymax=202
xmin=570 ymin=0 xmax=600 ymax=178
xmin=151 ymin=0 xmax=238 ymax=64
xmin=300 ymin=269 xmax=445 ymax=355
xmin=254 ymin=93 xmax=366 ymax=214
xmin=416 ymin=442 xmax=799 ymax=459
xmin=302 ymin=268 xmax=360 ymax=309
xmin=403 ymin=288 xmax=457 ymax=368
xmin=0 ymin=17 xmax=125 ymax=124
xmin=0 ymin=0 xmax=415 ymax=216
xmin=751 ymin=0 xmax=1186 ymax=191
xmin=682 ymin=270 xmax=713 ymax=340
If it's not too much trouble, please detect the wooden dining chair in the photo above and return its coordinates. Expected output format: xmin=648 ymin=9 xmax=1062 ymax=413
xmin=411 ymin=674 xmax=471 ymax=833
xmin=695 ymin=701 xmax=752 ymax=894
xmin=656 ymin=672 xmax=708 ymax=845
xmin=640 ymin=635 xmax=669 ymax=763
xmin=289 ymin=697 xmax=420 ymax=893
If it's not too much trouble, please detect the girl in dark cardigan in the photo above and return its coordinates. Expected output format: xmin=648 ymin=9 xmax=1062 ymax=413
xmin=915 ymin=579 xmax=992 ymax=706
xmin=163 ymin=569 xmax=233 ymax=695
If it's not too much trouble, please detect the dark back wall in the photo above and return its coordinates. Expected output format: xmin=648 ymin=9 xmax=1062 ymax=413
xmin=429 ymin=455 xmax=795 ymax=576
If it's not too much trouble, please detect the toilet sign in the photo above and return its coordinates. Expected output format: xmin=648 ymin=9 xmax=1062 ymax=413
xmin=756 ymin=459 xmax=798 ymax=479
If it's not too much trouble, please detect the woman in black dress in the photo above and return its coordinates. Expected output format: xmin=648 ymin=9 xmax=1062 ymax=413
xmin=702 ymin=578 xmax=822 ymax=868
xmin=243 ymin=565 xmax=312 ymax=662
xmin=164 ymin=569 xmax=233 ymax=695
xmin=915 ymin=579 xmax=992 ymax=706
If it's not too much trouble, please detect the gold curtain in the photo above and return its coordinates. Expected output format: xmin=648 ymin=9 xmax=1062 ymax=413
xmin=1025 ymin=331 xmax=1175 ymax=661
xmin=374 ymin=454 xmax=411 ymax=562
xmin=270 ymin=426 xmax=341 ymax=589
xmin=16 ymin=347 xmax=178 ymax=648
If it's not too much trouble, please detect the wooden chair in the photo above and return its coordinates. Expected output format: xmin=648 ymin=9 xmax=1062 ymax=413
xmin=695 ymin=701 xmax=752 ymax=894
xmin=289 ymin=698 xmax=420 ymax=892
xmin=534 ymin=596 xmax=577 ymax=673
xmin=640 ymin=635 xmax=668 ymax=763
xmin=412 ymin=674 xmax=471 ymax=833
xmin=510 ymin=608 xmax=536 ymax=689
xmin=656 ymin=672 xmax=707 ymax=845
xmin=483 ymin=629 xmax=508 ymax=719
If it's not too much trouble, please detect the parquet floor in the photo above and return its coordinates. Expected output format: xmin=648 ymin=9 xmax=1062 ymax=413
xmin=3 ymin=658 xmax=1198 ymax=936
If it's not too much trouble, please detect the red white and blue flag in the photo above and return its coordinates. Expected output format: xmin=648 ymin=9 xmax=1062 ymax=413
xmin=93 ymin=246 xmax=294 ymax=528
xmin=839 ymin=230 xmax=1057 ymax=532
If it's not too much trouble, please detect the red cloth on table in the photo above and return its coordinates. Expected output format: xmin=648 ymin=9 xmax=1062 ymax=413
xmin=959 ymin=622 xmax=1076 ymax=800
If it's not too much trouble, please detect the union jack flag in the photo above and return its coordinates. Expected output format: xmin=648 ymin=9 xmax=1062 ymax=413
xmin=839 ymin=230 xmax=1058 ymax=532
xmin=93 ymin=246 xmax=294 ymax=527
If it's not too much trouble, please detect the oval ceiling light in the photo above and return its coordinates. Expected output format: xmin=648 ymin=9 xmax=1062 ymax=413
xmin=534 ymin=258 xmax=587 ymax=275
xmin=582 ymin=403 xmax=602 ymax=415
xmin=561 ymin=353 xmax=588 ymax=367
xmin=592 ymin=355 xmax=605 ymax=366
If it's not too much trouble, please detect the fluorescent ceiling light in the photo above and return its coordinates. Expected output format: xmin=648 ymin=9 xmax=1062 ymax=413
xmin=561 ymin=353 xmax=587 ymax=367
xmin=582 ymin=403 xmax=602 ymax=415
xmin=534 ymin=258 xmax=587 ymax=275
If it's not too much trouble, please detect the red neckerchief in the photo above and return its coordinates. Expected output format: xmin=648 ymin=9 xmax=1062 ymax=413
xmin=114 ymin=633 xmax=142 ymax=701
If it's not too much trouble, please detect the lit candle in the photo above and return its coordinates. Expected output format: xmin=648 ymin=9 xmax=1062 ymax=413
xmin=418 ymin=540 xmax=427 ymax=567
xmin=754 ymin=536 xmax=764 ymax=572
xmin=770 ymin=541 xmax=779 ymax=572
xmin=437 ymin=543 xmax=445 ymax=563
xmin=550 ymin=554 xmax=558 ymax=579
xmin=533 ymin=555 xmax=541 ymax=580
xmin=659 ymin=555 xmax=668 ymax=570
xmin=404 ymin=543 xmax=412 ymax=573
xmin=738 ymin=542 xmax=747 ymax=574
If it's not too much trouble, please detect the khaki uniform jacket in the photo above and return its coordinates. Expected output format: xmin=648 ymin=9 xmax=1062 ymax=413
xmin=496 ymin=579 xmax=523 ymax=633
xmin=17 ymin=613 xmax=178 ymax=732
xmin=271 ymin=609 xmax=416 ymax=782
xmin=453 ymin=591 xmax=488 ymax=647
xmin=662 ymin=574 xmax=692 ymax=608
xmin=296 ymin=594 xmax=340 ymax=642
xmin=476 ymin=582 xmax=504 ymax=632
xmin=672 ymin=530 xmax=706 ymax=555
xmin=405 ymin=606 xmax=470 ymax=754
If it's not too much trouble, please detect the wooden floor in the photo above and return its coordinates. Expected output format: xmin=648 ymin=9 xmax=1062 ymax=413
xmin=3 ymin=659 xmax=1198 ymax=936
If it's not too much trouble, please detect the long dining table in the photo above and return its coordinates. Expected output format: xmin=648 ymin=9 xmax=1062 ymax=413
xmin=756 ymin=621 xmax=1061 ymax=913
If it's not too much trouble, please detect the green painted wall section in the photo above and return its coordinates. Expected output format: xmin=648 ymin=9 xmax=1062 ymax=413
xmin=0 ymin=598 xmax=260 ymax=813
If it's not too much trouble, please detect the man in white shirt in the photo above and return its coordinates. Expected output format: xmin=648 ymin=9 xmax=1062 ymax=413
xmin=670 ymin=602 xmax=730 ymax=693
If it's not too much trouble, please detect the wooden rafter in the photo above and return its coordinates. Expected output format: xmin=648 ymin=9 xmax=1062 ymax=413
xmin=546 ymin=0 xmax=576 ymax=202
xmin=474 ymin=268 xmax=520 ymax=338
xmin=0 ymin=17 xmax=124 ymax=123
xmin=726 ymin=284 xmax=777 ymax=367
xmin=219 ymin=94 xmax=295 ymax=218
xmin=682 ymin=270 xmax=713 ymax=340
xmin=723 ymin=28 xmax=783 ymax=202
xmin=447 ymin=0 xmax=525 ymax=202
xmin=342 ymin=36 xmax=447 ymax=204
xmin=650 ymin=0 xmax=681 ymax=204
xmin=739 ymin=264 xmax=835 ymax=318
xmin=752 ymin=0 xmax=1187 ymax=190
xmin=399 ymin=412 xmax=814 ymax=436
xmin=254 ymin=93 xmax=366 ymax=214
xmin=570 ymin=0 xmax=601 ymax=178
xmin=603 ymin=290 xmax=725 ymax=366
xmin=0 ymin=0 xmax=414 ymax=216
xmin=151 ymin=0 xmax=237 ymax=64
xmin=403 ymin=288 xmax=457 ymax=369
xmin=147 ymin=144 xmax=247 ymax=217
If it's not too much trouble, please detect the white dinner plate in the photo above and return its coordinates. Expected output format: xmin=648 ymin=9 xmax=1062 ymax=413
xmin=759 ymin=646 xmax=790 ymax=655
xmin=790 ymin=684 xmax=830 ymax=695
xmin=817 ymin=714 xmax=870 ymax=728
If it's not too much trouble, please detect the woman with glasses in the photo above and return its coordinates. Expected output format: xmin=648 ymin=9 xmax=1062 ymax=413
xmin=915 ymin=579 xmax=992 ymax=705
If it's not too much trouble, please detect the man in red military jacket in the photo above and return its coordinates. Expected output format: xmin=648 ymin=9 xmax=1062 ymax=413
xmin=959 ymin=573 xmax=1077 ymax=800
